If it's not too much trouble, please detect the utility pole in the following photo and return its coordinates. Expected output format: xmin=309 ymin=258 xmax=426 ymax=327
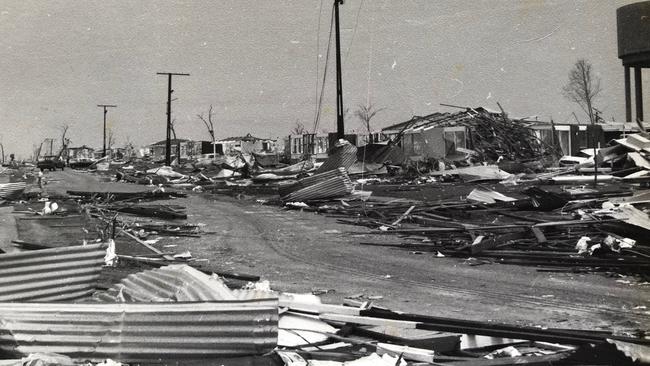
xmin=97 ymin=104 xmax=117 ymax=158
xmin=157 ymin=72 xmax=190 ymax=166
xmin=334 ymin=0 xmax=345 ymax=139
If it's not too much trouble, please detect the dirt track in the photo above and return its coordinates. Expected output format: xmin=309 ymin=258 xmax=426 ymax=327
xmin=44 ymin=170 xmax=650 ymax=333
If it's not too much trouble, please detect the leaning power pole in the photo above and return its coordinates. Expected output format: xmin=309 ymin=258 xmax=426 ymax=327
xmin=334 ymin=0 xmax=345 ymax=139
xmin=97 ymin=104 xmax=117 ymax=158
xmin=156 ymin=72 xmax=189 ymax=166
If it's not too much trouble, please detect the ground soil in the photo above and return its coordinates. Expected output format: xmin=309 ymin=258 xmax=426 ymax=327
xmin=26 ymin=170 xmax=650 ymax=334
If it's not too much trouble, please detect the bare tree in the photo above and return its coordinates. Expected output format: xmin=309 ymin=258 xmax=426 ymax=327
xmin=107 ymin=129 xmax=115 ymax=155
xmin=60 ymin=124 xmax=70 ymax=148
xmin=355 ymin=102 xmax=385 ymax=143
xmin=169 ymin=118 xmax=182 ymax=162
xmin=197 ymin=105 xmax=217 ymax=159
xmin=291 ymin=119 xmax=306 ymax=135
xmin=59 ymin=124 xmax=71 ymax=162
xmin=562 ymin=59 xmax=602 ymax=125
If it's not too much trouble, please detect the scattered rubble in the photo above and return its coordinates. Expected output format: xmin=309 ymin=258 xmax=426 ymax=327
xmin=0 ymin=126 xmax=649 ymax=365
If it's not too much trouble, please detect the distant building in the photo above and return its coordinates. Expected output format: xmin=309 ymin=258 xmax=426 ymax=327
xmin=285 ymin=132 xmax=383 ymax=162
xmin=66 ymin=145 xmax=94 ymax=162
xmin=91 ymin=147 xmax=128 ymax=160
xmin=530 ymin=121 xmax=650 ymax=156
xmin=287 ymin=133 xmax=330 ymax=161
xmin=213 ymin=133 xmax=276 ymax=155
xmin=147 ymin=139 xmax=203 ymax=161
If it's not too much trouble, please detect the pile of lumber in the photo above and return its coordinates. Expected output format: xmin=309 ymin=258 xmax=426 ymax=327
xmin=291 ymin=184 xmax=650 ymax=276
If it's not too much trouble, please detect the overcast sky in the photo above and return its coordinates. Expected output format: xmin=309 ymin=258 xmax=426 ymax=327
xmin=0 ymin=0 xmax=644 ymax=158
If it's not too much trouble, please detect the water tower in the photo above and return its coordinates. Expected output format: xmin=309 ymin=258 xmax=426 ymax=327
xmin=617 ymin=1 xmax=650 ymax=122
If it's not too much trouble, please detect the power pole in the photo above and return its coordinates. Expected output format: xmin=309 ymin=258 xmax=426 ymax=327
xmin=334 ymin=0 xmax=345 ymax=139
xmin=157 ymin=72 xmax=190 ymax=166
xmin=97 ymin=104 xmax=117 ymax=158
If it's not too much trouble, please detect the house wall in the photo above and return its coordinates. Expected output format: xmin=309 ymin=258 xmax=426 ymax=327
xmin=401 ymin=127 xmax=450 ymax=159
xmin=214 ymin=139 xmax=276 ymax=155
xmin=532 ymin=125 xmax=607 ymax=156
xmin=288 ymin=134 xmax=329 ymax=161
xmin=149 ymin=142 xmax=193 ymax=161
xmin=67 ymin=148 xmax=94 ymax=161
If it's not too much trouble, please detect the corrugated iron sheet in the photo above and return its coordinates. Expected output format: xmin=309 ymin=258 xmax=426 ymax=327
xmin=315 ymin=140 xmax=358 ymax=174
xmin=0 ymin=243 xmax=106 ymax=302
xmin=0 ymin=182 xmax=26 ymax=200
xmin=0 ymin=300 xmax=278 ymax=361
xmin=282 ymin=169 xmax=353 ymax=202
xmin=92 ymin=264 xmax=238 ymax=302
xmin=278 ymin=167 xmax=347 ymax=197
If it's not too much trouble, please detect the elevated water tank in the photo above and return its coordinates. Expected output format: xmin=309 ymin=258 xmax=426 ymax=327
xmin=617 ymin=1 xmax=650 ymax=66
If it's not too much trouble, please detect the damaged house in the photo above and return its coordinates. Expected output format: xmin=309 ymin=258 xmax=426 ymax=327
xmin=285 ymin=132 xmax=383 ymax=162
xmin=66 ymin=145 xmax=94 ymax=163
xmin=382 ymin=107 xmax=650 ymax=162
xmin=531 ymin=121 xmax=650 ymax=156
xmin=213 ymin=133 xmax=276 ymax=155
xmin=381 ymin=107 xmax=524 ymax=161
xmin=147 ymin=139 xmax=206 ymax=162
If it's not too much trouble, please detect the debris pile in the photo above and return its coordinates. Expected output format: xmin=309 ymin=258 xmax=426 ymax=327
xmin=292 ymin=183 xmax=650 ymax=276
xmin=447 ymin=108 xmax=559 ymax=162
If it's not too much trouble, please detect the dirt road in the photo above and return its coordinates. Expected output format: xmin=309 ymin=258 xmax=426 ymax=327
xmin=46 ymin=170 xmax=650 ymax=332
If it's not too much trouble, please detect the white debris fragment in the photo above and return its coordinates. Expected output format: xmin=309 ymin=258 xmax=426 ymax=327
xmin=173 ymin=250 xmax=192 ymax=259
xmin=575 ymin=236 xmax=591 ymax=254
xmin=104 ymin=239 xmax=117 ymax=266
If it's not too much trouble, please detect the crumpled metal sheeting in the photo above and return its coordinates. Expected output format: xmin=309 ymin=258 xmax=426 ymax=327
xmin=92 ymin=264 xmax=237 ymax=302
xmin=278 ymin=167 xmax=348 ymax=197
xmin=231 ymin=288 xmax=278 ymax=301
xmin=0 ymin=300 xmax=279 ymax=361
xmin=0 ymin=182 xmax=26 ymax=200
xmin=314 ymin=140 xmax=358 ymax=174
xmin=282 ymin=172 xmax=354 ymax=202
xmin=0 ymin=243 xmax=107 ymax=302
xmin=466 ymin=186 xmax=517 ymax=204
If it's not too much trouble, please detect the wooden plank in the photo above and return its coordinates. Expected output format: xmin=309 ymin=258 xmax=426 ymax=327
xmin=353 ymin=326 xmax=461 ymax=352
xmin=391 ymin=205 xmax=415 ymax=226
xmin=320 ymin=313 xmax=419 ymax=329
xmin=376 ymin=342 xmax=435 ymax=363
xmin=470 ymin=235 xmax=497 ymax=254
xmin=281 ymin=301 xmax=362 ymax=316
xmin=530 ymin=227 xmax=547 ymax=244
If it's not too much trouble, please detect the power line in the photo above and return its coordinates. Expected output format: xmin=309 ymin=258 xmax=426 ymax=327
xmin=313 ymin=2 xmax=336 ymax=135
xmin=344 ymin=0 xmax=365 ymax=65
xmin=314 ymin=0 xmax=326 ymax=123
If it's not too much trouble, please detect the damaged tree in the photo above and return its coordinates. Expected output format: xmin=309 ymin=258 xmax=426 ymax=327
xmin=355 ymin=102 xmax=385 ymax=143
xmin=197 ymin=105 xmax=217 ymax=161
xmin=291 ymin=119 xmax=306 ymax=135
xmin=562 ymin=59 xmax=602 ymax=125
xmin=106 ymin=128 xmax=115 ymax=159
xmin=562 ymin=59 xmax=602 ymax=184
xmin=60 ymin=124 xmax=70 ymax=163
